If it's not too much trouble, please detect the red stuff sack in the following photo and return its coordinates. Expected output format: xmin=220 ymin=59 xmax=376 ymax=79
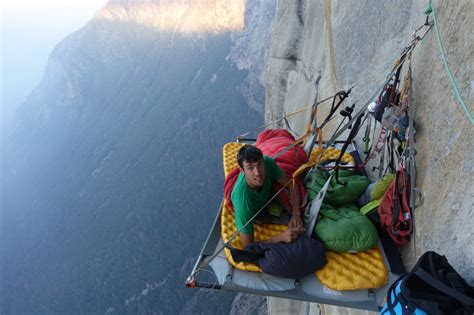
xmin=377 ymin=169 xmax=412 ymax=245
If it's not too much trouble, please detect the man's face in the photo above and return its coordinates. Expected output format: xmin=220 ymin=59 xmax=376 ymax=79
xmin=241 ymin=159 xmax=265 ymax=190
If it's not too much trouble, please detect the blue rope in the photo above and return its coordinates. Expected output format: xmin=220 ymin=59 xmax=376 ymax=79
xmin=429 ymin=0 xmax=474 ymax=125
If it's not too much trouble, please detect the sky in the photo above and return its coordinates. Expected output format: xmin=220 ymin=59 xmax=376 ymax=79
xmin=1 ymin=0 xmax=107 ymax=127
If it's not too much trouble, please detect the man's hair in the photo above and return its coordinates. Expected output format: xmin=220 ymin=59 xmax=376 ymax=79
xmin=237 ymin=145 xmax=263 ymax=169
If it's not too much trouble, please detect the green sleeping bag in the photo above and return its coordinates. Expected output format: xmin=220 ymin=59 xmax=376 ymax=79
xmin=306 ymin=168 xmax=371 ymax=205
xmin=314 ymin=203 xmax=378 ymax=253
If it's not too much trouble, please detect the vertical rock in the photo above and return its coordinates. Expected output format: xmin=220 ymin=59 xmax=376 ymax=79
xmin=265 ymin=0 xmax=473 ymax=313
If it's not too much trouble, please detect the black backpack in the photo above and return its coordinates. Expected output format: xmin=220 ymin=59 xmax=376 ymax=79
xmin=381 ymin=251 xmax=474 ymax=314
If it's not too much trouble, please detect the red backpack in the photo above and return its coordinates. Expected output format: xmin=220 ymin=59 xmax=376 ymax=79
xmin=377 ymin=169 xmax=412 ymax=245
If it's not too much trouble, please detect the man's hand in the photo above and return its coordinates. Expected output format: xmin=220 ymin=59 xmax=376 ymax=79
xmin=240 ymin=233 xmax=254 ymax=248
xmin=289 ymin=213 xmax=303 ymax=229
xmin=261 ymin=223 xmax=305 ymax=245
xmin=278 ymin=226 xmax=305 ymax=243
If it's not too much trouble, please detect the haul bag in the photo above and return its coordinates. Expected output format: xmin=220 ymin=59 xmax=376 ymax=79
xmin=381 ymin=280 xmax=428 ymax=315
xmin=381 ymin=251 xmax=474 ymax=315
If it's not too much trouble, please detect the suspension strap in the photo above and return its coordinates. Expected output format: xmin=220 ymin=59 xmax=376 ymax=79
xmin=237 ymin=92 xmax=340 ymax=141
xmin=284 ymin=116 xmax=300 ymax=137
xmin=334 ymin=112 xmax=366 ymax=185
xmin=320 ymin=89 xmax=352 ymax=129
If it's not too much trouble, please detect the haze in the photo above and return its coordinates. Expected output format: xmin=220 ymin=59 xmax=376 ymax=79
xmin=1 ymin=0 xmax=106 ymax=128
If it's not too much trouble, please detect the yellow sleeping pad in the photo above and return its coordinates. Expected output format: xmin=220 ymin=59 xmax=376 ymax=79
xmin=223 ymin=142 xmax=245 ymax=177
xmin=316 ymin=249 xmax=388 ymax=290
xmin=308 ymin=146 xmax=355 ymax=164
xmin=221 ymin=141 xmax=387 ymax=290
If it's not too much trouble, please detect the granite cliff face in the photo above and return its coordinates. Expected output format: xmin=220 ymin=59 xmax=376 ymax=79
xmin=264 ymin=0 xmax=472 ymax=313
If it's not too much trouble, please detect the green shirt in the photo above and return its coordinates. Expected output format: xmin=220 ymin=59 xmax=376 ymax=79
xmin=231 ymin=156 xmax=284 ymax=235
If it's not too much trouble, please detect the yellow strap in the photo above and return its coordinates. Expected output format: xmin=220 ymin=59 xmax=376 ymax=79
xmin=298 ymin=106 xmax=318 ymax=147
xmin=292 ymin=128 xmax=325 ymax=178
xmin=399 ymin=55 xmax=412 ymax=108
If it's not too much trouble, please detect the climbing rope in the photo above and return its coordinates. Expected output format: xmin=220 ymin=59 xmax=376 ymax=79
xmin=428 ymin=0 xmax=473 ymax=125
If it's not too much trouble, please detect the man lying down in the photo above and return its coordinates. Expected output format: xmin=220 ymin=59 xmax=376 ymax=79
xmin=231 ymin=145 xmax=306 ymax=247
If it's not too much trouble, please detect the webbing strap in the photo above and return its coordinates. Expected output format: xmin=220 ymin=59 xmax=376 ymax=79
xmin=237 ymin=107 xmax=310 ymax=140
xmin=271 ymin=100 xmax=321 ymax=164
xmin=320 ymin=91 xmax=351 ymax=129
xmin=387 ymin=132 xmax=397 ymax=174
xmin=292 ymin=128 xmax=324 ymax=180
xmin=284 ymin=116 xmax=300 ymax=138
xmin=378 ymin=135 xmax=387 ymax=178
xmin=414 ymin=269 xmax=474 ymax=305
xmin=304 ymin=174 xmax=332 ymax=236
xmin=381 ymin=278 xmax=405 ymax=315
xmin=237 ymin=92 xmax=340 ymax=141
xmin=300 ymin=105 xmax=319 ymax=146
xmin=271 ymin=139 xmax=302 ymax=161
xmin=334 ymin=112 xmax=365 ymax=184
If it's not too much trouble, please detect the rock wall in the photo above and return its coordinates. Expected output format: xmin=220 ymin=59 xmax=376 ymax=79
xmin=265 ymin=0 xmax=473 ymax=313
